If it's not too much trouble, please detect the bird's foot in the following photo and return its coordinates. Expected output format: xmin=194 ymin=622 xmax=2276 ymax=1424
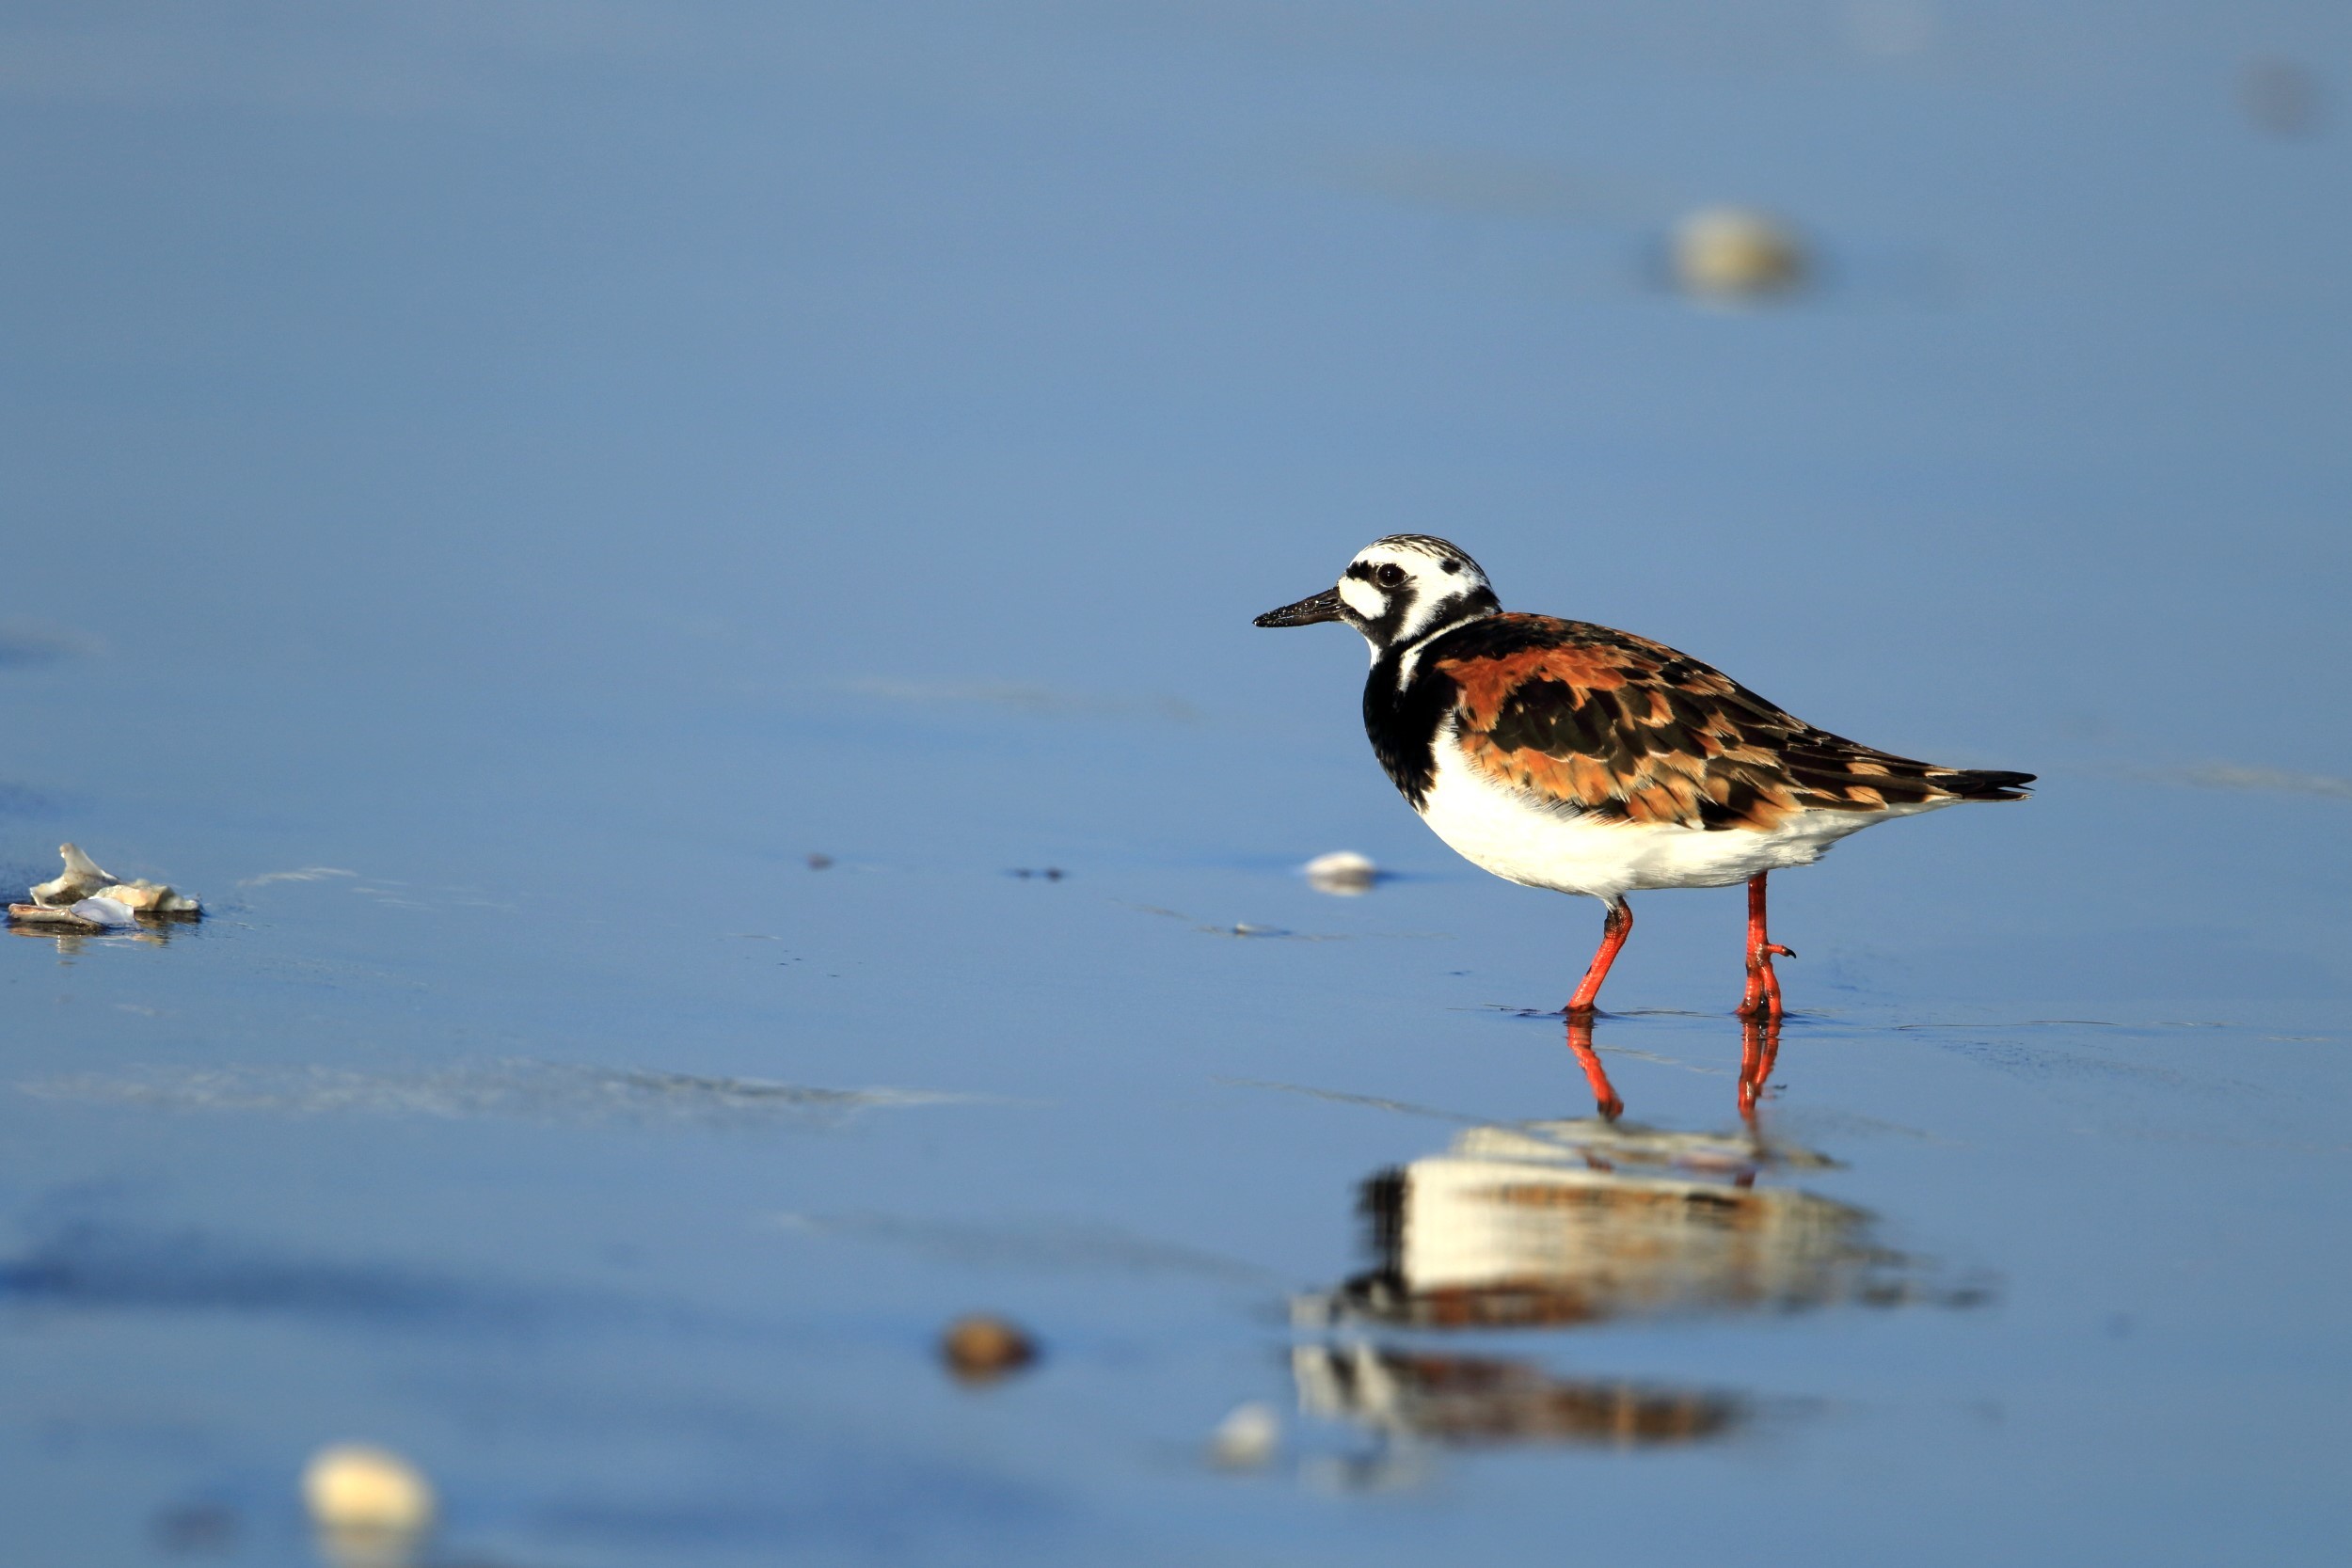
xmin=1735 ymin=943 xmax=1794 ymax=1019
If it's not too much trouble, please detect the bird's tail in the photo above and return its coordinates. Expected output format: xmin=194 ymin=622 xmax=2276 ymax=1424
xmin=1929 ymin=768 xmax=2036 ymax=801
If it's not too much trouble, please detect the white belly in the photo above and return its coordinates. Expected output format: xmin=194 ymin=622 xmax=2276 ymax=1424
xmin=1414 ymin=732 xmax=1944 ymax=902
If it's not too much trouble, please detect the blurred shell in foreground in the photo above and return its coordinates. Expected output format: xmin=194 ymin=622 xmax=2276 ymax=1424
xmin=1208 ymin=1401 xmax=1281 ymax=1468
xmin=1304 ymin=850 xmax=1379 ymax=895
xmin=303 ymin=1444 xmax=435 ymax=1567
xmin=1671 ymin=207 xmax=1806 ymax=300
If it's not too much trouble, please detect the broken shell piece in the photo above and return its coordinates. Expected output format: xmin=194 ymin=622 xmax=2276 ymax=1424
xmin=1304 ymin=850 xmax=1379 ymax=895
xmin=95 ymin=880 xmax=199 ymax=913
xmin=32 ymin=843 xmax=113 ymax=906
xmin=25 ymin=845 xmax=200 ymax=916
xmin=68 ymin=896 xmax=138 ymax=927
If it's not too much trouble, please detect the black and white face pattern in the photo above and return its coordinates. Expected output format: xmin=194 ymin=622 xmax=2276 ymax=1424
xmin=1334 ymin=535 xmax=1502 ymax=660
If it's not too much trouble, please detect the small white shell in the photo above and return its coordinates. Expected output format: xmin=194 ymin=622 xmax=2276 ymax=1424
xmin=1303 ymin=850 xmax=1379 ymax=895
xmin=303 ymin=1443 xmax=437 ymax=1536
xmin=66 ymin=896 xmax=137 ymax=927
xmin=1671 ymin=207 xmax=1806 ymax=300
xmin=1208 ymin=1402 xmax=1281 ymax=1468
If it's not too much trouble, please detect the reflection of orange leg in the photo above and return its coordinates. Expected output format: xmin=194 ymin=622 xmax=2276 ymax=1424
xmin=1565 ymin=1018 xmax=1624 ymax=1121
xmin=1566 ymin=899 xmax=1632 ymax=1017
xmin=1737 ymin=1013 xmax=1783 ymax=1120
xmin=1734 ymin=873 xmax=1795 ymax=1020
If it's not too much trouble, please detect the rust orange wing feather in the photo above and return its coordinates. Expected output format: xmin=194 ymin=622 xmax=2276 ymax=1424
xmin=1432 ymin=615 xmax=2029 ymax=832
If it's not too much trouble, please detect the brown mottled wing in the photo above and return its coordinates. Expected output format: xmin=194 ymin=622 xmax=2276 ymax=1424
xmin=1433 ymin=615 xmax=2028 ymax=831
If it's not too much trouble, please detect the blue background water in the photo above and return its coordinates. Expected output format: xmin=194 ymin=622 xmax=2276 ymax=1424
xmin=2 ymin=4 xmax=2348 ymax=1562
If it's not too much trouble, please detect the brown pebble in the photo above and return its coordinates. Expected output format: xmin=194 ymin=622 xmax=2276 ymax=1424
xmin=940 ymin=1314 xmax=1038 ymax=1382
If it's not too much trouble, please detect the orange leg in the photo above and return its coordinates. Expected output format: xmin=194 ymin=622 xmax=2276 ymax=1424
xmin=1734 ymin=872 xmax=1795 ymax=1020
xmin=1566 ymin=899 xmax=1631 ymax=1018
xmin=1737 ymin=1013 xmax=1783 ymax=1121
xmin=1564 ymin=1017 xmax=1624 ymax=1121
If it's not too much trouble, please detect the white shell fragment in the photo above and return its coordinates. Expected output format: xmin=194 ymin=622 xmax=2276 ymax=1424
xmin=67 ymin=896 xmax=137 ymax=927
xmin=1303 ymin=850 xmax=1380 ymax=895
xmin=303 ymin=1443 xmax=436 ymax=1559
xmin=32 ymin=842 xmax=113 ymax=906
xmin=18 ymin=843 xmax=199 ymax=921
xmin=1671 ymin=207 xmax=1807 ymax=301
xmin=1208 ymin=1402 xmax=1281 ymax=1468
xmin=96 ymin=881 xmax=199 ymax=912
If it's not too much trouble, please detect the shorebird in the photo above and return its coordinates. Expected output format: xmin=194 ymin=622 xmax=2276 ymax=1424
xmin=1253 ymin=534 xmax=2032 ymax=1018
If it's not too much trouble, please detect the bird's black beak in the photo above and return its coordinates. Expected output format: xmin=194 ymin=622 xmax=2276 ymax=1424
xmin=1253 ymin=587 xmax=1344 ymax=627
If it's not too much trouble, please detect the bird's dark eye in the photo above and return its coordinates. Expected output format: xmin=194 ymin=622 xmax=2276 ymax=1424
xmin=1375 ymin=562 xmax=1406 ymax=589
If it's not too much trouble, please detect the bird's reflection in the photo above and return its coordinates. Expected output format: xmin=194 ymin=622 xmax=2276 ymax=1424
xmin=1303 ymin=1020 xmax=1904 ymax=1334
xmin=1293 ymin=1018 xmax=1955 ymax=1458
xmin=1294 ymin=1342 xmax=1741 ymax=1451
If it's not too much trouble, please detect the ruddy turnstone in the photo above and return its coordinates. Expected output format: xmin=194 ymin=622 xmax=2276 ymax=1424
xmin=1254 ymin=535 xmax=2032 ymax=1018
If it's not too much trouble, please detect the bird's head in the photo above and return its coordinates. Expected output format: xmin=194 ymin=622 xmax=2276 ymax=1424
xmin=1253 ymin=534 xmax=1501 ymax=657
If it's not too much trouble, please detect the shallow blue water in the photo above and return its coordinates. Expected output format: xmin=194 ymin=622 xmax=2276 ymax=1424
xmin=2 ymin=5 xmax=2349 ymax=1564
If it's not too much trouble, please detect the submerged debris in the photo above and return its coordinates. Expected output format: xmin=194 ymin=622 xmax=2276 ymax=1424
xmin=24 ymin=1060 xmax=975 ymax=1130
xmin=1304 ymin=850 xmax=1380 ymax=895
xmin=940 ymin=1313 xmax=1039 ymax=1383
xmin=2240 ymin=58 xmax=2325 ymax=137
xmin=9 ymin=842 xmax=200 ymax=929
xmin=150 ymin=1499 xmax=240 ymax=1556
